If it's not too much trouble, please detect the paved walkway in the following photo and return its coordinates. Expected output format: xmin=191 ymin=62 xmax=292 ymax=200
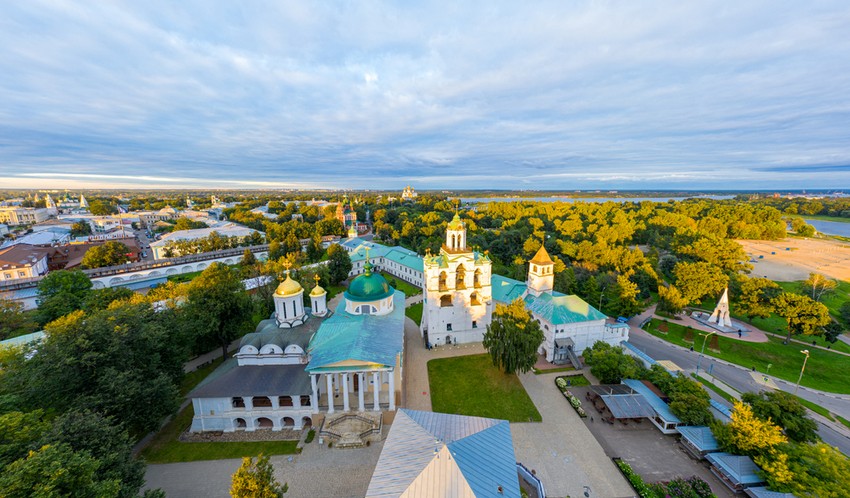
xmin=511 ymin=372 xmax=635 ymax=498
xmin=144 ymin=435 xmax=385 ymax=498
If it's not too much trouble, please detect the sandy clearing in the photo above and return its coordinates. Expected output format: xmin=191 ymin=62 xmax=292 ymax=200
xmin=737 ymin=238 xmax=850 ymax=282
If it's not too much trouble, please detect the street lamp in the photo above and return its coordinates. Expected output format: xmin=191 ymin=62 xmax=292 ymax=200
xmin=794 ymin=350 xmax=810 ymax=395
xmin=695 ymin=331 xmax=717 ymax=377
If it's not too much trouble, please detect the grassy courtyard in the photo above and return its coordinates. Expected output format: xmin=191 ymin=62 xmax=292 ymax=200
xmin=405 ymin=302 xmax=423 ymax=326
xmin=381 ymin=272 xmax=422 ymax=297
xmin=644 ymin=318 xmax=850 ymax=394
xmin=140 ymin=405 xmax=299 ymax=463
xmin=427 ymin=354 xmax=542 ymax=422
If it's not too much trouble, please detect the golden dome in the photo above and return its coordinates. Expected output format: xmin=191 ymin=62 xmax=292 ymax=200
xmin=274 ymin=272 xmax=303 ymax=297
xmin=310 ymin=284 xmax=327 ymax=297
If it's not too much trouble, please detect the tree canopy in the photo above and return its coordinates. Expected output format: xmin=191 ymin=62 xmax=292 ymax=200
xmin=583 ymin=341 xmax=645 ymax=384
xmin=184 ymin=263 xmax=253 ymax=359
xmin=230 ymin=454 xmax=288 ymax=498
xmin=482 ymin=298 xmax=544 ymax=374
xmin=771 ymin=292 xmax=831 ymax=342
xmin=81 ymin=241 xmax=132 ymax=269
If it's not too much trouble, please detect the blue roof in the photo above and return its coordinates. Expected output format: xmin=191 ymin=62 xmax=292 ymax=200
xmin=746 ymin=487 xmax=795 ymax=498
xmin=623 ymin=379 xmax=681 ymax=423
xmin=306 ymin=290 xmax=405 ymax=371
xmin=366 ymin=409 xmax=520 ymax=498
xmin=677 ymin=426 xmax=719 ymax=452
xmin=710 ymin=399 xmax=734 ymax=422
xmin=706 ymin=453 xmax=764 ymax=486
xmin=622 ymin=342 xmax=657 ymax=366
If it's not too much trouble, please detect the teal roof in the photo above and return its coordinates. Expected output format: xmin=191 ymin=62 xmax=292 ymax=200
xmin=492 ymin=274 xmax=607 ymax=324
xmin=345 ymin=264 xmax=394 ymax=302
xmin=0 ymin=331 xmax=45 ymax=348
xmin=492 ymin=274 xmax=527 ymax=302
xmin=348 ymin=241 xmax=424 ymax=272
xmin=524 ymin=292 xmax=606 ymax=325
xmin=307 ymin=290 xmax=405 ymax=371
xmin=382 ymin=247 xmax=423 ymax=272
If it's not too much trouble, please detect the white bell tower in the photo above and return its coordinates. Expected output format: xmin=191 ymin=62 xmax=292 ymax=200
xmin=445 ymin=213 xmax=466 ymax=251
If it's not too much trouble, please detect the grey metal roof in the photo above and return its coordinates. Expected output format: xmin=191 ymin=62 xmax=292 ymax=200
xmin=240 ymin=316 xmax=321 ymax=351
xmin=623 ymin=379 xmax=681 ymax=423
xmin=599 ymin=394 xmax=656 ymax=419
xmin=366 ymin=409 xmax=520 ymax=498
xmin=189 ymin=359 xmax=312 ymax=398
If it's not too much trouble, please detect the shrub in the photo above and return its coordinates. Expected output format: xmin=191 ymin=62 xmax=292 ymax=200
xmin=304 ymin=429 xmax=315 ymax=444
xmin=569 ymin=397 xmax=581 ymax=409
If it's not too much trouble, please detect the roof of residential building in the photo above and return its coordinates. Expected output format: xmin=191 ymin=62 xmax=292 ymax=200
xmin=149 ymin=223 xmax=261 ymax=247
xmin=0 ymin=244 xmax=50 ymax=269
xmin=366 ymin=409 xmax=520 ymax=498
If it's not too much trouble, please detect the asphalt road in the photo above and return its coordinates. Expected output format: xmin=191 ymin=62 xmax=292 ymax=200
xmin=627 ymin=328 xmax=850 ymax=455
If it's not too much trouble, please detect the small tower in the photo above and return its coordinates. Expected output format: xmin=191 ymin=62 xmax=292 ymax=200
xmin=45 ymin=194 xmax=58 ymax=216
xmin=311 ymin=274 xmax=329 ymax=317
xmin=79 ymin=194 xmax=89 ymax=209
xmin=273 ymin=265 xmax=306 ymax=328
xmin=526 ymin=245 xmax=554 ymax=297
xmin=445 ymin=212 xmax=466 ymax=252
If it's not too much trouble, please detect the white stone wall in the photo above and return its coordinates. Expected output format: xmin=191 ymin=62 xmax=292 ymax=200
xmin=190 ymin=396 xmax=315 ymax=432
xmin=422 ymin=252 xmax=493 ymax=345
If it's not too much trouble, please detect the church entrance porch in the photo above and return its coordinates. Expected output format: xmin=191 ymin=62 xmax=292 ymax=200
xmin=318 ymin=412 xmax=383 ymax=448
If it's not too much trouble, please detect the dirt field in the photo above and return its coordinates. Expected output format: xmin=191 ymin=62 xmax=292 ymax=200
xmin=737 ymin=238 xmax=850 ymax=282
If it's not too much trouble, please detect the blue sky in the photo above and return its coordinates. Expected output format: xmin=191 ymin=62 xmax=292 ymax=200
xmin=2 ymin=1 xmax=849 ymax=190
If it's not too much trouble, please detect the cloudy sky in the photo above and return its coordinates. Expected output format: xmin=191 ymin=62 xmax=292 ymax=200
xmin=2 ymin=1 xmax=849 ymax=190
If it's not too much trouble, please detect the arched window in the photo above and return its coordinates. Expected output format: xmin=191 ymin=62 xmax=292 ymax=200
xmin=279 ymin=396 xmax=293 ymax=407
xmin=440 ymin=295 xmax=452 ymax=307
xmin=234 ymin=418 xmax=247 ymax=430
xmin=470 ymin=292 xmax=481 ymax=306
xmin=473 ymin=269 xmax=482 ymax=288
xmin=232 ymin=397 xmax=245 ymax=409
xmin=252 ymin=396 xmax=272 ymax=408
xmin=456 ymin=265 xmax=466 ymax=289
xmin=300 ymin=395 xmax=311 ymax=406
xmin=256 ymin=417 xmax=274 ymax=429
xmin=438 ymin=271 xmax=448 ymax=291
xmin=282 ymin=417 xmax=295 ymax=428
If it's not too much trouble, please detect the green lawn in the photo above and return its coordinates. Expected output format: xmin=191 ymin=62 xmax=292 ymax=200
xmin=645 ymin=318 xmax=850 ymax=394
xmin=381 ymin=272 xmax=422 ymax=297
xmin=555 ymin=374 xmax=590 ymax=387
xmin=427 ymin=354 xmax=542 ymax=422
xmin=167 ymin=270 xmax=203 ymax=283
xmin=140 ymin=405 xmax=299 ymax=463
xmin=405 ymin=302 xmax=423 ymax=326
xmin=692 ymin=374 xmax=738 ymax=404
xmin=533 ymin=365 xmax=575 ymax=375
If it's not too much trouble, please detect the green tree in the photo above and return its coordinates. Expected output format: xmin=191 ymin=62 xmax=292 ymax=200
xmin=38 ymin=410 xmax=145 ymax=498
xmin=583 ymin=341 xmax=645 ymax=384
xmin=482 ymin=298 xmax=544 ymax=375
xmin=771 ymin=292 xmax=831 ymax=342
xmin=740 ymin=391 xmax=818 ymax=443
xmin=71 ymin=221 xmax=92 ymax=237
xmin=306 ymin=234 xmax=324 ymax=262
xmin=713 ymin=401 xmax=786 ymax=457
xmin=81 ymin=287 xmax=134 ymax=313
xmin=790 ymin=217 xmax=816 ymax=237
xmin=0 ymin=443 xmax=121 ymax=498
xmin=88 ymin=200 xmax=118 ymax=216
xmin=81 ymin=242 xmax=132 ymax=269
xmin=800 ymin=273 xmax=837 ymax=302
xmin=657 ymin=284 xmax=688 ymax=314
xmin=173 ymin=217 xmax=207 ymax=231
xmin=0 ymin=299 xmax=38 ymax=341
xmin=35 ymin=270 xmax=93 ymax=325
xmin=0 ymin=410 xmax=50 ymax=467
xmin=673 ymin=261 xmax=728 ymax=304
xmin=184 ymin=263 xmax=253 ymax=359
xmin=766 ymin=442 xmax=850 ymax=497
xmin=240 ymin=248 xmax=257 ymax=267
xmin=667 ymin=375 xmax=712 ymax=425
xmin=736 ymin=276 xmax=780 ymax=320
xmin=230 ymin=454 xmax=288 ymax=498
xmin=326 ymin=244 xmax=353 ymax=285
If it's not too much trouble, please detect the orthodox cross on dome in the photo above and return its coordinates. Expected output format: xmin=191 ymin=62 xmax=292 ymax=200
xmin=363 ymin=247 xmax=373 ymax=275
xmin=314 ymin=273 xmax=321 ymax=285
xmin=281 ymin=260 xmax=292 ymax=280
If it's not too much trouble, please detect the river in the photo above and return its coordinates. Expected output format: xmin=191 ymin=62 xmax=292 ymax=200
xmin=805 ymin=219 xmax=850 ymax=237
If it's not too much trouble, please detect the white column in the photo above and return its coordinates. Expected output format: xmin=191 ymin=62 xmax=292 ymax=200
xmin=271 ymin=396 xmax=280 ymax=410
xmin=326 ymin=374 xmax=335 ymax=414
xmin=373 ymin=372 xmax=380 ymax=411
xmin=358 ymin=372 xmax=365 ymax=412
xmin=388 ymin=370 xmax=396 ymax=410
xmin=310 ymin=375 xmax=319 ymax=414
xmin=342 ymin=373 xmax=350 ymax=412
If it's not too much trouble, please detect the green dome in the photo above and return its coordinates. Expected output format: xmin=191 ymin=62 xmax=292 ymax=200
xmin=345 ymin=263 xmax=394 ymax=302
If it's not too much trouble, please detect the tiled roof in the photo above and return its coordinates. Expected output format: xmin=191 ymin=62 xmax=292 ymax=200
xmin=306 ymin=291 xmax=405 ymax=371
xmin=366 ymin=409 xmax=520 ymax=498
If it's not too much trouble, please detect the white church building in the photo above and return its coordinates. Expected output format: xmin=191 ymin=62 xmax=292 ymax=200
xmin=420 ymin=214 xmax=629 ymax=363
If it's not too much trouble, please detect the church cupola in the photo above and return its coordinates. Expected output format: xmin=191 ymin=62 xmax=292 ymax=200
xmin=527 ymin=244 xmax=554 ymax=296
xmin=273 ymin=266 xmax=307 ymax=327
xmin=310 ymin=274 xmax=329 ymax=317
xmin=445 ymin=213 xmax=467 ymax=252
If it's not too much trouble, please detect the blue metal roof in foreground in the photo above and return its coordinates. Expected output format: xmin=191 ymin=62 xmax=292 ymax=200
xmin=706 ymin=452 xmax=764 ymax=486
xmin=306 ymin=290 xmax=405 ymax=371
xmin=622 ymin=379 xmax=681 ymax=423
xmin=366 ymin=409 xmax=520 ymax=498
xmin=677 ymin=426 xmax=719 ymax=452
xmin=746 ymin=486 xmax=795 ymax=498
